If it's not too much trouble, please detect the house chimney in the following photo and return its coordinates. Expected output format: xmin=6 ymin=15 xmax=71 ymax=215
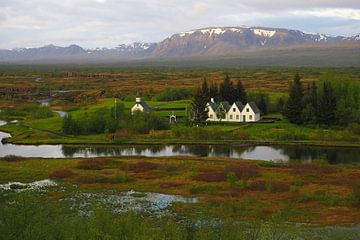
xmin=210 ymin=98 xmax=215 ymax=103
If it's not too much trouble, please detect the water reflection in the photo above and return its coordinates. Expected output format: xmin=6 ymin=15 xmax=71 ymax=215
xmin=0 ymin=122 xmax=359 ymax=164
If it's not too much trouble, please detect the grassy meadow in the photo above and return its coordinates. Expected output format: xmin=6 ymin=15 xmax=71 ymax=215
xmin=1 ymin=66 xmax=360 ymax=238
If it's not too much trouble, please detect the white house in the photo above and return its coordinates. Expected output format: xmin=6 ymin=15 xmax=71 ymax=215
xmin=206 ymin=98 xmax=260 ymax=122
xmin=131 ymin=95 xmax=151 ymax=114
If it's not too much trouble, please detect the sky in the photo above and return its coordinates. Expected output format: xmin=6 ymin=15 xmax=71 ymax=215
xmin=0 ymin=0 xmax=359 ymax=49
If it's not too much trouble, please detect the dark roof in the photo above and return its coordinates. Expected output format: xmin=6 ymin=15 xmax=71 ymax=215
xmin=248 ymin=102 xmax=260 ymax=114
xmin=139 ymin=101 xmax=151 ymax=110
xmin=207 ymin=102 xmax=217 ymax=111
xmin=233 ymin=101 xmax=245 ymax=111
xmin=219 ymin=101 xmax=231 ymax=112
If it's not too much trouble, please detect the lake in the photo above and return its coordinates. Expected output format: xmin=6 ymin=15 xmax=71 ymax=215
xmin=0 ymin=120 xmax=359 ymax=164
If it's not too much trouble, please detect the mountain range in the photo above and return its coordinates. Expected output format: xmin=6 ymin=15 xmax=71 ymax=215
xmin=0 ymin=26 xmax=359 ymax=64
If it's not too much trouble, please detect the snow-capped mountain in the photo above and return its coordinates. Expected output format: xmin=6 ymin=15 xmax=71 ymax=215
xmin=0 ymin=26 xmax=358 ymax=62
xmin=151 ymin=27 xmax=360 ymax=57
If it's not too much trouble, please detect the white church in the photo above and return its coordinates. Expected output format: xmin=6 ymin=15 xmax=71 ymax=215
xmin=207 ymin=98 xmax=260 ymax=122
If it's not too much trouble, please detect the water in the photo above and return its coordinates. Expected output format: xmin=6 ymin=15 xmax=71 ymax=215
xmin=0 ymin=120 xmax=359 ymax=164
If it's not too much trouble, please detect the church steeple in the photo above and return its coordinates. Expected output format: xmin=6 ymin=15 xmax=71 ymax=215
xmin=136 ymin=92 xmax=141 ymax=103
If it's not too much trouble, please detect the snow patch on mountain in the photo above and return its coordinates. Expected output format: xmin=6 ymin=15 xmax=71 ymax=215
xmin=178 ymin=27 xmax=245 ymax=37
xmin=315 ymin=34 xmax=328 ymax=42
xmin=251 ymin=28 xmax=276 ymax=38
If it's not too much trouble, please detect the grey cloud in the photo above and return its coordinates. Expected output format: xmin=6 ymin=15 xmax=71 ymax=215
xmin=0 ymin=0 xmax=359 ymax=48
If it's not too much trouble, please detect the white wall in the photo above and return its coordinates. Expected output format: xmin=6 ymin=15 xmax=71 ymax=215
xmin=228 ymin=103 xmax=242 ymax=122
xmin=241 ymin=103 xmax=259 ymax=122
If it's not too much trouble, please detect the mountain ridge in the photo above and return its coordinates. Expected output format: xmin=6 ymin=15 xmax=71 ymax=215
xmin=0 ymin=26 xmax=359 ymax=63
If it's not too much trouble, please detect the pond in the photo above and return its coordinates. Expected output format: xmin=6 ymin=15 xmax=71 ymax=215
xmin=0 ymin=120 xmax=359 ymax=164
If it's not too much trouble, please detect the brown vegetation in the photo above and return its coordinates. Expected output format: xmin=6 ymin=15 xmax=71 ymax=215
xmin=77 ymin=159 xmax=109 ymax=170
xmin=49 ymin=169 xmax=74 ymax=179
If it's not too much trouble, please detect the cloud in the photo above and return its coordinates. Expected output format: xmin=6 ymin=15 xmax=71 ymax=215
xmin=291 ymin=8 xmax=360 ymax=20
xmin=0 ymin=0 xmax=359 ymax=49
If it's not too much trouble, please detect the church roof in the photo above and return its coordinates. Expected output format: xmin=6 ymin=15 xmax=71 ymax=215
xmin=233 ymin=101 xmax=245 ymax=111
xmin=248 ymin=102 xmax=260 ymax=114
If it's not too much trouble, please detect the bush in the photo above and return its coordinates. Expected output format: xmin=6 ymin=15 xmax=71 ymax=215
xmin=227 ymin=172 xmax=238 ymax=188
xmin=77 ymin=159 xmax=106 ymax=170
xmin=109 ymin=173 xmax=132 ymax=183
xmin=127 ymin=112 xmax=170 ymax=134
xmin=128 ymin=161 xmax=159 ymax=173
xmin=351 ymin=182 xmax=360 ymax=207
xmin=188 ymin=185 xmax=221 ymax=195
xmin=50 ymin=169 xmax=73 ymax=179
xmin=3 ymin=155 xmax=25 ymax=162
xmin=155 ymin=88 xmax=193 ymax=101
xmin=76 ymin=174 xmax=108 ymax=184
xmin=63 ymin=105 xmax=124 ymax=135
xmin=193 ymin=171 xmax=227 ymax=182
xmin=227 ymin=163 xmax=259 ymax=179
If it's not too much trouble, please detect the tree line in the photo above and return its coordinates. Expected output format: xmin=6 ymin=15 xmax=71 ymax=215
xmin=284 ymin=74 xmax=360 ymax=126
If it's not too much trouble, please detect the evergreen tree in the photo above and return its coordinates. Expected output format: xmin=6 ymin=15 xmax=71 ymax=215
xmin=201 ymin=78 xmax=210 ymax=101
xmin=191 ymin=87 xmax=209 ymax=125
xmin=310 ymin=81 xmax=318 ymax=113
xmin=301 ymin=83 xmax=316 ymax=124
xmin=318 ymin=81 xmax=337 ymax=125
xmin=276 ymin=97 xmax=285 ymax=113
xmin=284 ymin=73 xmax=304 ymax=124
xmin=219 ymin=74 xmax=235 ymax=103
xmin=209 ymin=81 xmax=218 ymax=101
xmin=234 ymin=79 xmax=247 ymax=103
xmin=258 ymin=94 xmax=268 ymax=115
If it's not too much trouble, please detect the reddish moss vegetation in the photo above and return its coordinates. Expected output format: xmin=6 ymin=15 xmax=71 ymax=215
xmin=77 ymin=159 xmax=110 ymax=170
xmin=49 ymin=169 xmax=73 ymax=179
xmin=2 ymin=156 xmax=359 ymax=225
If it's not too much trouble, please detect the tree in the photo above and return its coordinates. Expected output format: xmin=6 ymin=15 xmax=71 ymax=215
xmin=219 ymin=74 xmax=235 ymax=103
xmin=276 ymin=97 xmax=285 ymax=113
xmin=284 ymin=74 xmax=304 ymax=124
xmin=318 ymin=81 xmax=337 ymax=125
xmin=258 ymin=94 xmax=268 ymax=115
xmin=234 ymin=79 xmax=247 ymax=103
xmin=191 ymin=87 xmax=209 ymax=125
xmin=201 ymin=78 xmax=210 ymax=101
xmin=209 ymin=81 xmax=219 ymax=101
xmin=215 ymin=103 xmax=227 ymax=122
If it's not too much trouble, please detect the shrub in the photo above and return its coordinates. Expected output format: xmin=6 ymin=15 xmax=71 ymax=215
xmin=128 ymin=161 xmax=159 ymax=173
xmin=155 ymin=88 xmax=193 ymax=101
xmin=76 ymin=174 xmax=108 ymax=184
xmin=188 ymin=185 xmax=221 ymax=195
xmin=50 ymin=169 xmax=73 ymax=179
xmin=257 ymin=161 xmax=281 ymax=168
xmin=228 ymin=163 xmax=259 ymax=179
xmin=227 ymin=172 xmax=238 ymax=188
xmin=193 ymin=171 xmax=227 ymax=182
xmin=3 ymin=155 xmax=25 ymax=162
xmin=109 ymin=173 xmax=132 ymax=183
xmin=248 ymin=180 xmax=266 ymax=191
xmin=350 ymin=182 xmax=360 ymax=207
xmin=77 ymin=159 xmax=106 ymax=170
xmin=348 ymin=124 xmax=360 ymax=135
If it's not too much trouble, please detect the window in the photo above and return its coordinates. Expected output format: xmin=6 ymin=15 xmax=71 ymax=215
xmin=233 ymin=108 xmax=236 ymax=112
xmin=210 ymin=114 xmax=213 ymax=119
xmin=230 ymin=115 xmax=233 ymax=119
xmin=249 ymin=115 xmax=253 ymax=120
xmin=236 ymin=115 xmax=239 ymax=120
xmin=246 ymin=108 xmax=249 ymax=112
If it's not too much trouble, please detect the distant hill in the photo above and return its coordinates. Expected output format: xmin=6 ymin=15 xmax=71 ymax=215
xmin=0 ymin=26 xmax=359 ymax=66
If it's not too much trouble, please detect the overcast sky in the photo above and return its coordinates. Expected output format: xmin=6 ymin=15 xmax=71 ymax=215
xmin=0 ymin=0 xmax=359 ymax=49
